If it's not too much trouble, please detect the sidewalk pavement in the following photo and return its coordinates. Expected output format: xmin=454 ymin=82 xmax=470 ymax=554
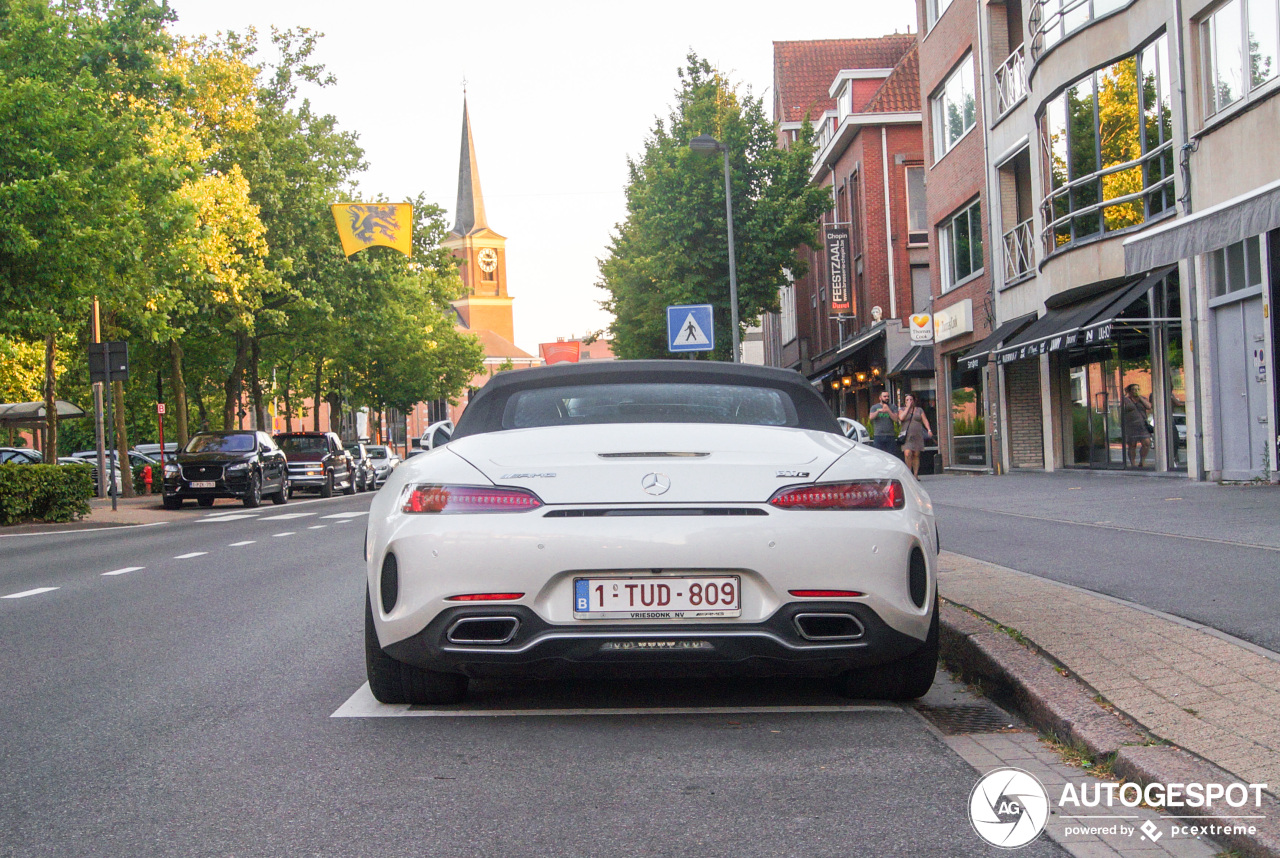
xmin=2 ymin=493 xmax=191 ymax=534
xmin=940 ymin=549 xmax=1280 ymax=857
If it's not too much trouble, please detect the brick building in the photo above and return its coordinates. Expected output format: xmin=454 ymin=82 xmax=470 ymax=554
xmin=763 ymin=35 xmax=933 ymax=437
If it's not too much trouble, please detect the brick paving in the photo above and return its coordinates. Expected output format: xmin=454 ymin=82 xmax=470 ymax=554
xmin=940 ymin=550 xmax=1280 ymax=793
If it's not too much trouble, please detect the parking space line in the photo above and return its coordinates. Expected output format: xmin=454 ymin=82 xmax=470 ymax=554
xmin=174 ymin=552 xmax=207 ymax=559
xmin=3 ymin=587 xmax=59 ymax=600
xmin=198 ymin=514 xmax=259 ymax=523
xmin=102 ymin=567 xmax=144 ymax=576
xmin=261 ymin=513 xmax=316 ymax=521
xmin=228 ymin=541 xmax=256 ymax=547
xmin=320 ymin=512 xmax=368 ymax=520
xmin=331 ymin=684 xmax=901 ymax=718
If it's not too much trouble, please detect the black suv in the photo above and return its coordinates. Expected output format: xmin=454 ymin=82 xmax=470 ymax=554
xmin=275 ymin=431 xmax=356 ymax=498
xmin=163 ymin=431 xmax=289 ymax=509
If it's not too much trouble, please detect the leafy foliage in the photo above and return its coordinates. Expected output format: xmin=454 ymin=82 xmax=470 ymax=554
xmin=599 ymin=54 xmax=829 ymax=360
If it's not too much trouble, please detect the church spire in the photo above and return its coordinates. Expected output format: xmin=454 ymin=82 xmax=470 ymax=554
xmin=451 ymin=98 xmax=489 ymax=236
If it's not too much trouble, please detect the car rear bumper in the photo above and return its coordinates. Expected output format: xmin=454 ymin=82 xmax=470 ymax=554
xmin=384 ymin=600 xmax=927 ymax=679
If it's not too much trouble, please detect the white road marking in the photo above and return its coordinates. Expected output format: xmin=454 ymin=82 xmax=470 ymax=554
xmin=272 ymin=532 xmax=295 ymax=537
xmin=0 ymin=521 xmax=168 ymax=539
xmin=261 ymin=512 xmax=316 ymax=521
xmin=102 ymin=566 xmax=144 ymax=576
xmin=3 ymin=587 xmax=59 ymax=599
xmin=320 ymin=511 xmax=368 ymax=519
xmin=330 ymin=683 xmax=901 ymax=718
xmin=228 ymin=541 xmax=256 ymax=547
xmin=307 ymin=525 xmax=327 ymax=530
xmin=174 ymin=552 xmax=207 ymax=559
xmin=198 ymin=513 xmax=259 ymax=523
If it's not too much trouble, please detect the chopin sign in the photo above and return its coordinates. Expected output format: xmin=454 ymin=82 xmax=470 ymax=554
xmin=824 ymin=227 xmax=852 ymax=314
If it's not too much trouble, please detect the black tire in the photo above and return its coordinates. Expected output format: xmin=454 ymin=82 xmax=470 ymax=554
xmin=270 ymin=477 xmax=288 ymax=505
xmin=343 ymin=470 xmax=357 ymax=496
xmin=196 ymin=496 xmax=215 ymax=508
xmin=836 ymin=596 xmax=938 ymax=701
xmin=364 ymin=593 xmax=467 ymax=705
xmin=163 ymin=495 xmax=183 ymax=510
xmin=320 ymin=472 xmax=333 ymax=499
xmin=243 ymin=471 xmax=262 ymax=508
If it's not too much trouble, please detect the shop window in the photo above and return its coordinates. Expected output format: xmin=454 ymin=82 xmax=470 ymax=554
xmin=1039 ymin=35 xmax=1175 ymax=254
xmin=1208 ymin=235 xmax=1264 ymax=297
xmin=932 ymin=54 xmax=976 ymax=159
xmin=940 ymin=199 xmax=984 ymax=291
xmin=1202 ymin=0 xmax=1280 ymax=118
xmin=950 ymin=359 xmax=988 ymax=466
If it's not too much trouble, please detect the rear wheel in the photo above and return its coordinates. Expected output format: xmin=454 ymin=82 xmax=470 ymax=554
xmin=364 ymin=593 xmax=467 ymax=705
xmin=196 ymin=496 xmax=215 ymax=508
xmin=343 ymin=471 xmax=357 ymax=496
xmin=270 ymin=477 xmax=288 ymax=505
xmin=320 ymin=472 xmax=333 ymax=498
xmin=836 ymin=597 xmax=938 ymax=701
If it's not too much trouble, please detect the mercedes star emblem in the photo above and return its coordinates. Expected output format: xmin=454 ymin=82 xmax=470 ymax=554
xmin=641 ymin=472 xmax=671 ymax=496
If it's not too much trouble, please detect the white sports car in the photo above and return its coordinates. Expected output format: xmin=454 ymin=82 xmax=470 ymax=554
xmin=364 ymin=361 xmax=938 ymax=704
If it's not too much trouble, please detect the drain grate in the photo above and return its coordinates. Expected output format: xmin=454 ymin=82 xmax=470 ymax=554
xmin=915 ymin=704 xmax=1020 ymax=735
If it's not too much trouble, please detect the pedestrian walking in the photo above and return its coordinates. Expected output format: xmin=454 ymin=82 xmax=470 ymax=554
xmin=898 ymin=394 xmax=932 ymax=477
xmin=868 ymin=390 xmax=900 ymax=456
xmin=1123 ymin=383 xmax=1153 ymax=468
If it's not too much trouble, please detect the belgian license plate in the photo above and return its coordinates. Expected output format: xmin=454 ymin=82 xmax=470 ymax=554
xmin=573 ymin=576 xmax=740 ymax=620
xmin=190 ymin=481 xmax=216 ymax=489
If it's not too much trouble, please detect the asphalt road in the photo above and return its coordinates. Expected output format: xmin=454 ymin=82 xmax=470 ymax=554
xmin=925 ymin=470 xmax=1280 ymax=653
xmin=0 ymin=494 xmax=1064 ymax=858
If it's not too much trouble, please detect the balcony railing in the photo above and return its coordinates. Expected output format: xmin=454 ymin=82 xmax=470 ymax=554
xmin=993 ymin=47 xmax=1028 ymax=117
xmin=1003 ymin=218 xmax=1035 ymax=282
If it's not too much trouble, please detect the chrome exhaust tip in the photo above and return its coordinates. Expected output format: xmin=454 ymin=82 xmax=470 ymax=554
xmin=794 ymin=613 xmax=865 ymax=641
xmin=446 ymin=616 xmax=520 ymax=645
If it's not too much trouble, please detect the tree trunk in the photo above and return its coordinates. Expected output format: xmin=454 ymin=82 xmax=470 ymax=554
xmin=248 ymin=337 xmax=266 ymax=430
xmin=42 ymin=333 xmax=58 ymax=460
xmin=313 ymin=358 xmax=323 ymax=431
xmin=113 ymin=379 xmax=135 ymax=497
xmin=170 ymin=338 xmax=189 ymax=448
xmin=283 ymin=363 xmax=293 ymax=432
xmin=223 ymin=334 xmax=250 ymax=429
xmin=193 ymin=380 xmax=209 ymax=432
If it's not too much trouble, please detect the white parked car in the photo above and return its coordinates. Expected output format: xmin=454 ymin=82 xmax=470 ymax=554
xmin=837 ymin=417 xmax=871 ymax=444
xmin=364 ymin=361 xmax=938 ymax=705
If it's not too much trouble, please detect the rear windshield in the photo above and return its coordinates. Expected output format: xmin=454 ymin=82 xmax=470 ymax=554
xmin=277 ymin=436 xmax=328 ymax=455
xmin=366 ymin=447 xmax=389 ymax=459
xmin=186 ymin=434 xmax=254 ymax=453
xmin=501 ymin=383 xmax=798 ymax=430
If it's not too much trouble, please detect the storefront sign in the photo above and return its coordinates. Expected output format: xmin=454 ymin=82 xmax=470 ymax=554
xmin=909 ymin=313 xmax=933 ymax=343
xmin=824 ymin=227 xmax=852 ymax=314
xmin=933 ymin=299 xmax=973 ymax=344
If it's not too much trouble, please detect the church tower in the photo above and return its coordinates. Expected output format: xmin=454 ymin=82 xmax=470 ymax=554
xmin=443 ymin=99 xmax=516 ymax=345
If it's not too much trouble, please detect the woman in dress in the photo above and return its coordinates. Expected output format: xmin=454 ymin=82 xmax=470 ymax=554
xmin=1122 ymin=384 xmax=1153 ymax=468
xmin=898 ymin=394 xmax=932 ymax=478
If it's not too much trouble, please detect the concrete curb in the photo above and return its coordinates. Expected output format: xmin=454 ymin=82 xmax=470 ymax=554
xmin=940 ymin=601 xmax=1280 ymax=858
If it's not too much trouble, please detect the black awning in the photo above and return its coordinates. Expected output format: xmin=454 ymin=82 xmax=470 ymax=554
xmin=955 ymin=313 xmax=1038 ymax=373
xmin=0 ymin=400 xmax=87 ymax=428
xmin=808 ymin=323 xmax=886 ymax=378
xmin=994 ymin=267 xmax=1175 ymax=364
xmin=889 ymin=345 xmax=935 ymax=376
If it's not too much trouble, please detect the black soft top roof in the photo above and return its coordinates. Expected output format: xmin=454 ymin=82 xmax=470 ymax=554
xmin=451 ymin=360 xmax=840 ymax=439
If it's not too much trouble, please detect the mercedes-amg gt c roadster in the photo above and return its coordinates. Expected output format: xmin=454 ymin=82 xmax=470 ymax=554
xmin=364 ymin=360 xmax=938 ymax=704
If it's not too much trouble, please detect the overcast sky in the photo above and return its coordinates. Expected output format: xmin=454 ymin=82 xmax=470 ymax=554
xmin=169 ymin=0 xmax=918 ymax=356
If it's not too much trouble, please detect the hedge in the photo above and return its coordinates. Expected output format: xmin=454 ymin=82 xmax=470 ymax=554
xmin=0 ymin=463 xmax=93 ymax=524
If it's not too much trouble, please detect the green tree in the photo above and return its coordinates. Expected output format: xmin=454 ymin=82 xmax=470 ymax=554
xmin=598 ymin=54 xmax=829 ymax=360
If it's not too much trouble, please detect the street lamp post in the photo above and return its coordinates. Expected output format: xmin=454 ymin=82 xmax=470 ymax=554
xmin=689 ymin=134 xmax=740 ymax=363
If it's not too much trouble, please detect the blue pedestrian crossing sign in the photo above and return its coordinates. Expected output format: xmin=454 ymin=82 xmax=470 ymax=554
xmin=667 ymin=304 xmax=714 ymax=353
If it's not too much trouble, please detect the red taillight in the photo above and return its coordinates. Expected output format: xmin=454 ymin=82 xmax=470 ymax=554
xmin=789 ymin=590 xmax=865 ymax=598
xmin=768 ymin=479 xmax=904 ymax=510
xmin=445 ymin=593 xmax=525 ymax=602
xmin=401 ymin=484 xmax=543 ymax=514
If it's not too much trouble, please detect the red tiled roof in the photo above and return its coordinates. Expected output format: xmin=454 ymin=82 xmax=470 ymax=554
xmin=773 ymin=35 xmax=916 ymax=124
xmin=457 ymin=326 xmax=536 ymax=361
xmin=862 ymin=43 xmax=920 ymax=114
